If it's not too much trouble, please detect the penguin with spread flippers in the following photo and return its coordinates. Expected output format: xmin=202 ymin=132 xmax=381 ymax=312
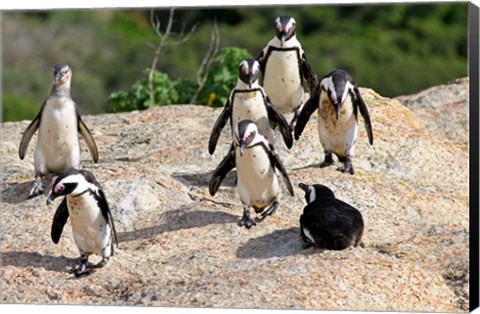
xmin=295 ymin=69 xmax=373 ymax=175
xmin=18 ymin=63 xmax=99 ymax=198
xmin=209 ymin=120 xmax=294 ymax=229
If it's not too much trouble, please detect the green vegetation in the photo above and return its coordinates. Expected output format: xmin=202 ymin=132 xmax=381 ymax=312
xmin=2 ymin=3 xmax=468 ymax=121
xmin=108 ymin=47 xmax=251 ymax=112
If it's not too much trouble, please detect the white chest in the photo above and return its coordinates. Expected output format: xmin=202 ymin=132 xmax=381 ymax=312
xmin=263 ymin=48 xmax=304 ymax=113
xmin=67 ymin=194 xmax=110 ymax=255
xmin=231 ymin=90 xmax=274 ymax=144
xmin=36 ymin=97 xmax=80 ymax=171
xmin=235 ymin=145 xmax=278 ymax=208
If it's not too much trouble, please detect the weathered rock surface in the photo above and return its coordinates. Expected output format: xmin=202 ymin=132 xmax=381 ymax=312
xmin=396 ymin=77 xmax=469 ymax=145
xmin=1 ymin=82 xmax=469 ymax=311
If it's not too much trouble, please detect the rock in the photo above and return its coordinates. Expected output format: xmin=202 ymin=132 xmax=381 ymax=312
xmin=396 ymin=77 xmax=468 ymax=145
xmin=0 ymin=81 xmax=468 ymax=311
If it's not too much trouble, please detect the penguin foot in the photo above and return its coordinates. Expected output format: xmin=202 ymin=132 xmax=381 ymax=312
xmin=259 ymin=201 xmax=279 ymax=220
xmin=70 ymin=262 xmax=92 ymax=277
xmin=28 ymin=178 xmax=44 ymax=199
xmin=337 ymin=160 xmax=355 ymax=175
xmin=93 ymin=257 xmax=110 ymax=269
xmin=319 ymin=153 xmax=334 ymax=168
xmin=238 ymin=209 xmax=256 ymax=229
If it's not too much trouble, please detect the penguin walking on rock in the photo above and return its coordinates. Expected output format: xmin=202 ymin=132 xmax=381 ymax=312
xmin=298 ymin=183 xmax=364 ymax=250
xmin=257 ymin=15 xmax=318 ymax=128
xmin=47 ymin=168 xmax=118 ymax=277
xmin=18 ymin=63 xmax=99 ymax=199
xmin=209 ymin=120 xmax=294 ymax=229
xmin=209 ymin=58 xmax=293 ymax=155
xmin=294 ymin=69 xmax=373 ymax=175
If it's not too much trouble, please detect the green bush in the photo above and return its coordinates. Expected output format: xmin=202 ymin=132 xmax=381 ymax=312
xmin=107 ymin=47 xmax=252 ymax=112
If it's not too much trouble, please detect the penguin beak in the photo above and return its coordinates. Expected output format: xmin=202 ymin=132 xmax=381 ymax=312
xmin=46 ymin=192 xmax=59 ymax=205
xmin=334 ymin=103 xmax=341 ymax=120
xmin=280 ymin=34 xmax=286 ymax=47
xmin=239 ymin=141 xmax=246 ymax=156
xmin=298 ymin=183 xmax=309 ymax=193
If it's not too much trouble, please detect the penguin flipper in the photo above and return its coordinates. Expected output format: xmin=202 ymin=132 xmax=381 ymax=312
xmin=294 ymin=87 xmax=320 ymax=140
xmin=256 ymin=50 xmax=265 ymax=75
xmin=97 ymin=189 xmax=119 ymax=248
xmin=301 ymin=53 xmax=318 ymax=94
xmin=208 ymin=99 xmax=232 ymax=155
xmin=264 ymin=95 xmax=293 ymax=149
xmin=77 ymin=113 xmax=99 ymax=163
xmin=264 ymin=143 xmax=294 ymax=197
xmin=51 ymin=198 xmax=69 ymax=244
xmin=353 ymin=87 xmax=374 ymax=145
xmin=18 ymin=104 xmax=43 ymax=160
xmin=209 ymin=143 xmax=236 ymax=196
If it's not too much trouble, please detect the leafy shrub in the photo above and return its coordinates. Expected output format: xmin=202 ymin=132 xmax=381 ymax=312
xmin=107 ymin=47 xmax=252 ymax=112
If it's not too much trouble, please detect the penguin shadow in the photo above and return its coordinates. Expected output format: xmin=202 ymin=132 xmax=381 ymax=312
xmin=236 ymin=227 xmax=320 ymax=259
xmin=171 ymin=170 xmax=237 ymax=188
xmin=1 ymin=251 xmax=77 ymax=273
xmin=117 ymin=206 xmax=239 ymax=243
xmin=1 ymin=177 xmax=55 ymax=204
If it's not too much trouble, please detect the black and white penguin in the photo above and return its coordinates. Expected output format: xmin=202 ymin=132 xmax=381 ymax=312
xmin=294 ymin=69 xmax=373 ymax=175
xmin=208 ymin=58 xmax=293 ymax=155
xmin=298 ymin=183 xmax=364 ymax=250
xmin=46 ymin=168 xmax=118 ymax=277
xmin=209 ymin=120 xmax=294 ymax=229
xmin=257 ymin=15 xmax=318 ymax=127
xmin=18 ymin=63 xmax=99 ymax=198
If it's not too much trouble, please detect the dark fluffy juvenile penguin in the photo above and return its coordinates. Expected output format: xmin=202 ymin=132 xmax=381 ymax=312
xmin=208 ymin=58 xmax=293 ymax=155
xmin=294 ymin=69 xmax=373 ymax=175
xmin=298 ymin=183 xmax=364 ymax=250
xmin=47 ymin=168 xmax=118 ymax=277
xmin=257 ymin=15 xmax=318 ymax=127
xmin=18 ymin=63 xmax=99 ymax=198
xmin=209 ymin=120 xmax=294 ymax=229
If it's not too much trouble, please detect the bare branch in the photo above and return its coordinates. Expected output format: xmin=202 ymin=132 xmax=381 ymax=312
xmin=147 ymin=7 xmax=196 ymax=106
xmin=190 ymin=20 xmax=220 ymax=105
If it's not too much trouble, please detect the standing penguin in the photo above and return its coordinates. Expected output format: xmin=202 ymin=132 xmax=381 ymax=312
xmin=18 ymin=63 xmax=99 ymax=198
xmin=209 ymin=120 xmax=294 ymax=229
xmin=208 ymin=58 xmax=293 ymax=155
xmin=298 ymin=183 xmax=364 ymax=250
xmin=294 ymin=69 xmax=373 ymax=175
xmin=257 ymin=15 xmax=318 ymax=127
xmin=47 ymin=168 xmax=118 ymax=277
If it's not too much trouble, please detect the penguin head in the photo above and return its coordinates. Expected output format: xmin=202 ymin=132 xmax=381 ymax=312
xmin=274 ymin=15 xmax=296 ymax=47
xmin=235 ymin=119 xmax=258 ymax=156
xmin=299 ymin=183 xmax=335 ymax=204
xmin=238 ymin=59 xmax=261 ymax=89
xmin=47 ymin=168 xmax=98 ymax=205
xmin=320 ymin=69 xmax=355 ymax=120
xmin=52 ymin=63 xmax=72 ymax=86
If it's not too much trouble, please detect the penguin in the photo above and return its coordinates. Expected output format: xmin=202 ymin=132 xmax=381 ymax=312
xmin=208 ymin=58 xmax=293 ymax=155
xmin=294 ymin=69 xmax=373 ymax=175
xmin=46 ymin=168 xmax=118 ymax=277
xmin=298 ymin=183 xmax=364 ymax=250
xmin=257 ymin=15 xmax=318 ymax=127
xmin=209 ymin=119 xmax=294 ymax=229
xmin=18 ymin=63 xmax=99 ymax=198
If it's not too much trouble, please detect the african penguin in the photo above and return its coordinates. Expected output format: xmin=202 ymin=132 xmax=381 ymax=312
xmin=209 ymin=120 xmax=294 ymax=229
xmin=208 ymin=58 xmax=293 ymax=155
xmin=47 ymin=168 xmax=118 ymax=277
xmin=257 ymin=15 xmax=318 ymax=128
xmin=18 ymin=63 xmax=99 ymax=198
xmin=294 ymin=69 xmax=373 ymax=175
xmin=298 ymin=183 xmax=364 ymax=250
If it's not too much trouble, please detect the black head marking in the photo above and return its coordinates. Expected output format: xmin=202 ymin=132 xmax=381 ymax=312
xmin=299 ymin=183 xmax=335 ymax=204
xmin=238 ymin=59 xmax=260 ymax=88
xmin=52 ymin=63 xmax=71 ymax=83
xmin=274 ymin=15 xmax=296 ymax=45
